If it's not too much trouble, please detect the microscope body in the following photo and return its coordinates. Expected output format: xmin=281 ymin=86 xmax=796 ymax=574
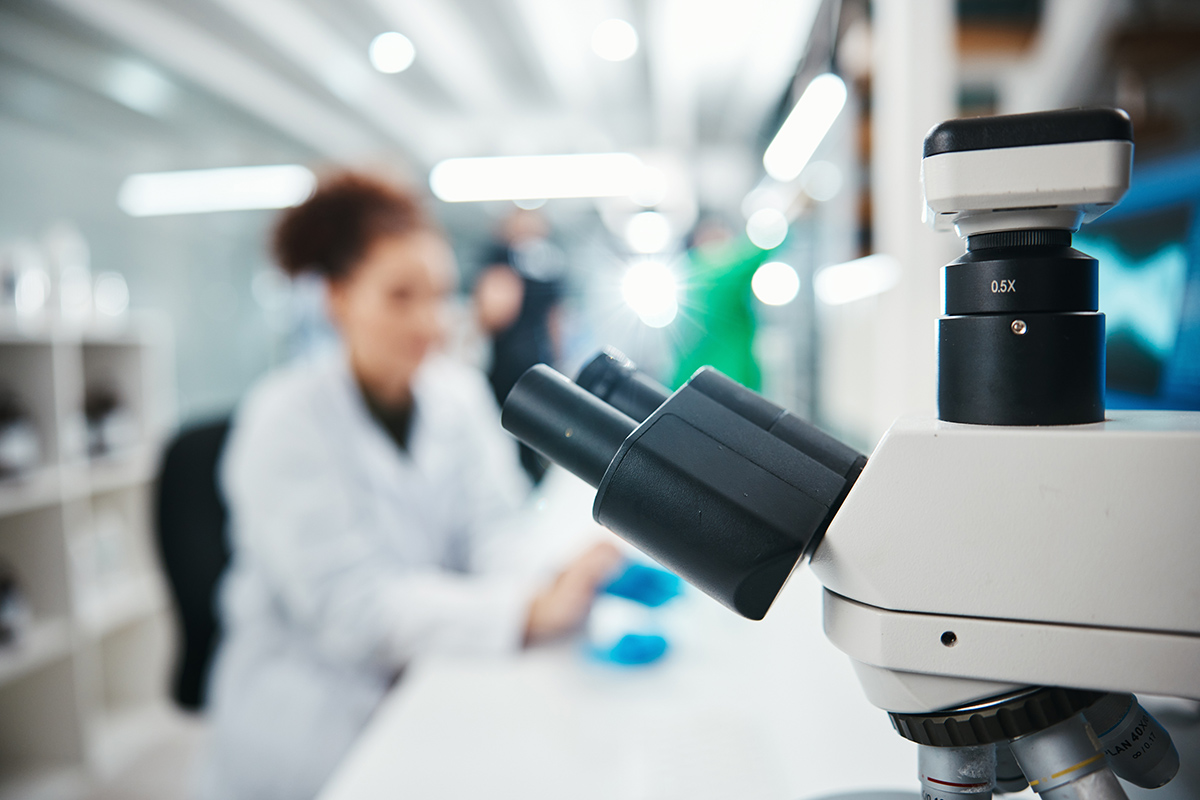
xmin=812 ymin=410 xmax=1200 ymax=715
xmin=502 ymin=108 xmax=1197 ymax=798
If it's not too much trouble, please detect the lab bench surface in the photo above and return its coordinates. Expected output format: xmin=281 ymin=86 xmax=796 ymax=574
xmin=317 ymin=566 xmax=923 ymax=800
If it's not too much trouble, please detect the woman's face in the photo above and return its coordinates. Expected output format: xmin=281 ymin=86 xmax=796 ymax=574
xmin=326 ymin=231 xmax=456 ymax=403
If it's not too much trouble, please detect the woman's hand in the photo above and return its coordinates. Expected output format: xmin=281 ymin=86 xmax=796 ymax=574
xmin=524 ymin=541 xmax=623 ymax=645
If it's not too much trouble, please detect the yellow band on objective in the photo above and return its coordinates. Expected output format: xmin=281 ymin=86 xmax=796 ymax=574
xmin=1028 ymin=753 xmax=1106 ymax=786
xmin=1051 ymin=754 xmax=1105 ymax=779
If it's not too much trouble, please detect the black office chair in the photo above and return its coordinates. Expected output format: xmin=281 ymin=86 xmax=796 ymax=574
xmin=155 ymin=417 xmax=232 ymax=711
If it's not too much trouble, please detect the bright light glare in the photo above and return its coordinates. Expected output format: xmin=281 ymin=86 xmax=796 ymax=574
xmin=746 ymin=208 xmax=788 ymax=250
xmin=59 ymin=266 xmax=92 ymax=320
xmin=118 ymin=165 xmax=316 ymax=217
xmin=752 ymin=261 xmax=801 ymax=306
xmin=369 ymin=32 xmax=416 ymax=73
xmin=15 ymin=270 xmax=49 ymax=316
xmin=741 ymin=183 xmax=789 ymax=219
xmin=763 ymin=73 xmax=847 ymax=182
xmin=430 ymin=153 xmax=645 ymax=202
xmin=814 ymin=254 xmax=900 ymax=305
xmin=629 ymin=166 xmax=667 ymax=207
xmin=592 ymin=19 xmax=639 ymax=62
xmin=626 ymin=212 xmax=672 ymax=253
xmin=94 ymin=272 xmax=130 ymax=316
xmin=801 ymin=160 xmax=843 ymax=202
xmin=103 ymin=60 xmax=174 ymax=116
xmin=621 ymin=260 xmax=678 ymax=328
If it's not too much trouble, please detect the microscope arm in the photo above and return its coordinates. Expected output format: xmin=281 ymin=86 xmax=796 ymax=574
xmin=809 ymin=411 xmax=1200 ymax=714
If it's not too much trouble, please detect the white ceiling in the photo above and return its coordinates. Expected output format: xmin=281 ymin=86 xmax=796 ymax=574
xmin=31 ymin=0 xmax=822 ymax=207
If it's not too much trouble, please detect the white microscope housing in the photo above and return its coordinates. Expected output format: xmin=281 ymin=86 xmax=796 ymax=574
xmin=501 ymin=109 xmax=1198 ymax=799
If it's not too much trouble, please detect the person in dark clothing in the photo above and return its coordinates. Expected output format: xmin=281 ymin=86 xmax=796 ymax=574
xmin=475 ymin=209 xmax=565 ymax=483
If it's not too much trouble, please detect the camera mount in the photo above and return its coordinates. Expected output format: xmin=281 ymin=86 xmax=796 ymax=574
xmin=925 ymin=108 xmax=1133 ymax=425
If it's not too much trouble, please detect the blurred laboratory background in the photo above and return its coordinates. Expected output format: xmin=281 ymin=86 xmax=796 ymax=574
xmin=1 ymin=0 xmax=1199 ymax=798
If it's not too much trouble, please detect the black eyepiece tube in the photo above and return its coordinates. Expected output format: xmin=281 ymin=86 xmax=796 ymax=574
xmin=501 ymin=365 xmax=636 ymax=488
xmin=503 ymin=353 xmax=866 ymax=621
xmin=575 ymin=347 xmax=671 ymax=423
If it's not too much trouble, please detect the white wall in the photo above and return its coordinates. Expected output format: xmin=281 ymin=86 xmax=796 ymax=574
xmin=0 ymin=113 xmax=304 ymax=423
xmin=818 ymin=0 xmax=961 ymax=448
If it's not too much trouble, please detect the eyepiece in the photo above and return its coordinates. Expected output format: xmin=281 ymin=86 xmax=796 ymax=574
xmin=501 ymin=354 xmax=866 ymax=620
xmin=575 ymin=348 xmax=671 ymax=423
xmin=501 ymin=365 xmax=636 ymax=488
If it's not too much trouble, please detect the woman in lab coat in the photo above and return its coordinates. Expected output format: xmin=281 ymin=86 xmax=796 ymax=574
xmin=197 ymin=174 xmax=619 ymax=800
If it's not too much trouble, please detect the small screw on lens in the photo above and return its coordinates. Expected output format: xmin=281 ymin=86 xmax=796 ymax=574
xmin=1011 ymin=319 xmax=1027 ymax=335
xmin=941 ymin=631 xmax=958 ymax=647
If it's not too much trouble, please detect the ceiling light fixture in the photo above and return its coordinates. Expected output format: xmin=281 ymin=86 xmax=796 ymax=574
xmin=763 ymin=73 xmax=847 ymax=183
xmin=369 ymin=31 xmax=416 ymax=74
xmin=752 ymin=261 xmax=801 ymax=306
xmin=429 ymin=153 xmax=646 ymax=202
xmin=591 ymin=19 xmax=639 ymax=62
xmin=625 ymin=212 xmax=672 ymax=253
xmin=745 ymin=208 xmax=789 ymax=250
xmin=117 ymin=165 xmax=316 ymax=217
xmin=813 ymin=254 xmax=901 ymax=305
xmin=622 ymin=259 xmax=678 ymax=328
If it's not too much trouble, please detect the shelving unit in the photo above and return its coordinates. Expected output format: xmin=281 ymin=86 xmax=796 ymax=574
xmin=0 ymin=316 xmax=175 ymax=800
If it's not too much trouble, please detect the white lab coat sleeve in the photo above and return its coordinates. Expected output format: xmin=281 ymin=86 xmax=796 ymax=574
xmin=221 ymin=387 xmax=536 ymax=671
xmin=445 ymin=367 xmax=542 ymax=575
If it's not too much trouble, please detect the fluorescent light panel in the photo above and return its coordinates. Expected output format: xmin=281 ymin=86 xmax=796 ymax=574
xmin=763 ymin=73 xmax=847 ymax=183
xmin=429 ymin=153 xmax=645 ymax=202
xmin=814 ymin=254 xmax=900 ymax=305
xmin=118 ymin=165 xmax=316 ymax=217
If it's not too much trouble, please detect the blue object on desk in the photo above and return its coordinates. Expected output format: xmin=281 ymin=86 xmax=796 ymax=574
xmin=603 ymin=633 xmax=668 ymax=665
xmin=602 ymin=563 xmax=682 ymax=607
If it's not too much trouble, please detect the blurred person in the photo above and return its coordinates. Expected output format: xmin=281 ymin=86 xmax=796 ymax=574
xmin=197 ymin=174 xmax=620 ymax=800
xmin=474 ymin=208 xmax=566 ymax=483
xmin=671 ymin=218 xmax=779 ymax=391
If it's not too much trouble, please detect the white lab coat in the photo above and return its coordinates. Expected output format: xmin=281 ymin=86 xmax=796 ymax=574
xmin=197 ymin=351 xmax=538 ymax=800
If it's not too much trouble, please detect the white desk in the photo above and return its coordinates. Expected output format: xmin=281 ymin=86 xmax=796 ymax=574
xmin=318 ymin=563 xmax=927 ymax=800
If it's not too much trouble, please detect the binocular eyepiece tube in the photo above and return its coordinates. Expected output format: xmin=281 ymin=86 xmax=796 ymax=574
xmin=500 ymin=365 xmax=637 ymax=489
xmin=502 ymin=349 xmax=866 ymax=620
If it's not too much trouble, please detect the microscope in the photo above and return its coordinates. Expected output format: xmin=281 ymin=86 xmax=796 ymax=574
xmin=501 ymin=108 xmax=1200 ymax=799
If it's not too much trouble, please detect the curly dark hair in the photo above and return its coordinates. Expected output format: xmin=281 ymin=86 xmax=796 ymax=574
xmin=272 ymin=172 xmax=434 ymax=280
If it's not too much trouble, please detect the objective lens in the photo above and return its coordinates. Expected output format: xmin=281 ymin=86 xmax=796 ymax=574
xmin=1083 ymin=693 xmax=1179 ymax=789
xmin=993 ymin=741 xmax=1028 ymax=794
xmin=918 ymin=744 xmax=995 ymax=798
xmin=1009 ymin=715 xmax=1129 ymax=800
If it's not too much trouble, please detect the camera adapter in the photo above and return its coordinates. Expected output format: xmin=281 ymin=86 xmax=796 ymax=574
xmin=922 ymin=108 xmax=1133 ymax=425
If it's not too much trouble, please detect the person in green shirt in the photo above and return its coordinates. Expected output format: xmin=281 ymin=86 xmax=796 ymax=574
xmin=671 ymin=220 xmax=781 ymax=390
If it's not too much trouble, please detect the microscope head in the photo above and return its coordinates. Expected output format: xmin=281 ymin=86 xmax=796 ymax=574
xmin=922 ymin=108 xmax=1133 ymax=239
